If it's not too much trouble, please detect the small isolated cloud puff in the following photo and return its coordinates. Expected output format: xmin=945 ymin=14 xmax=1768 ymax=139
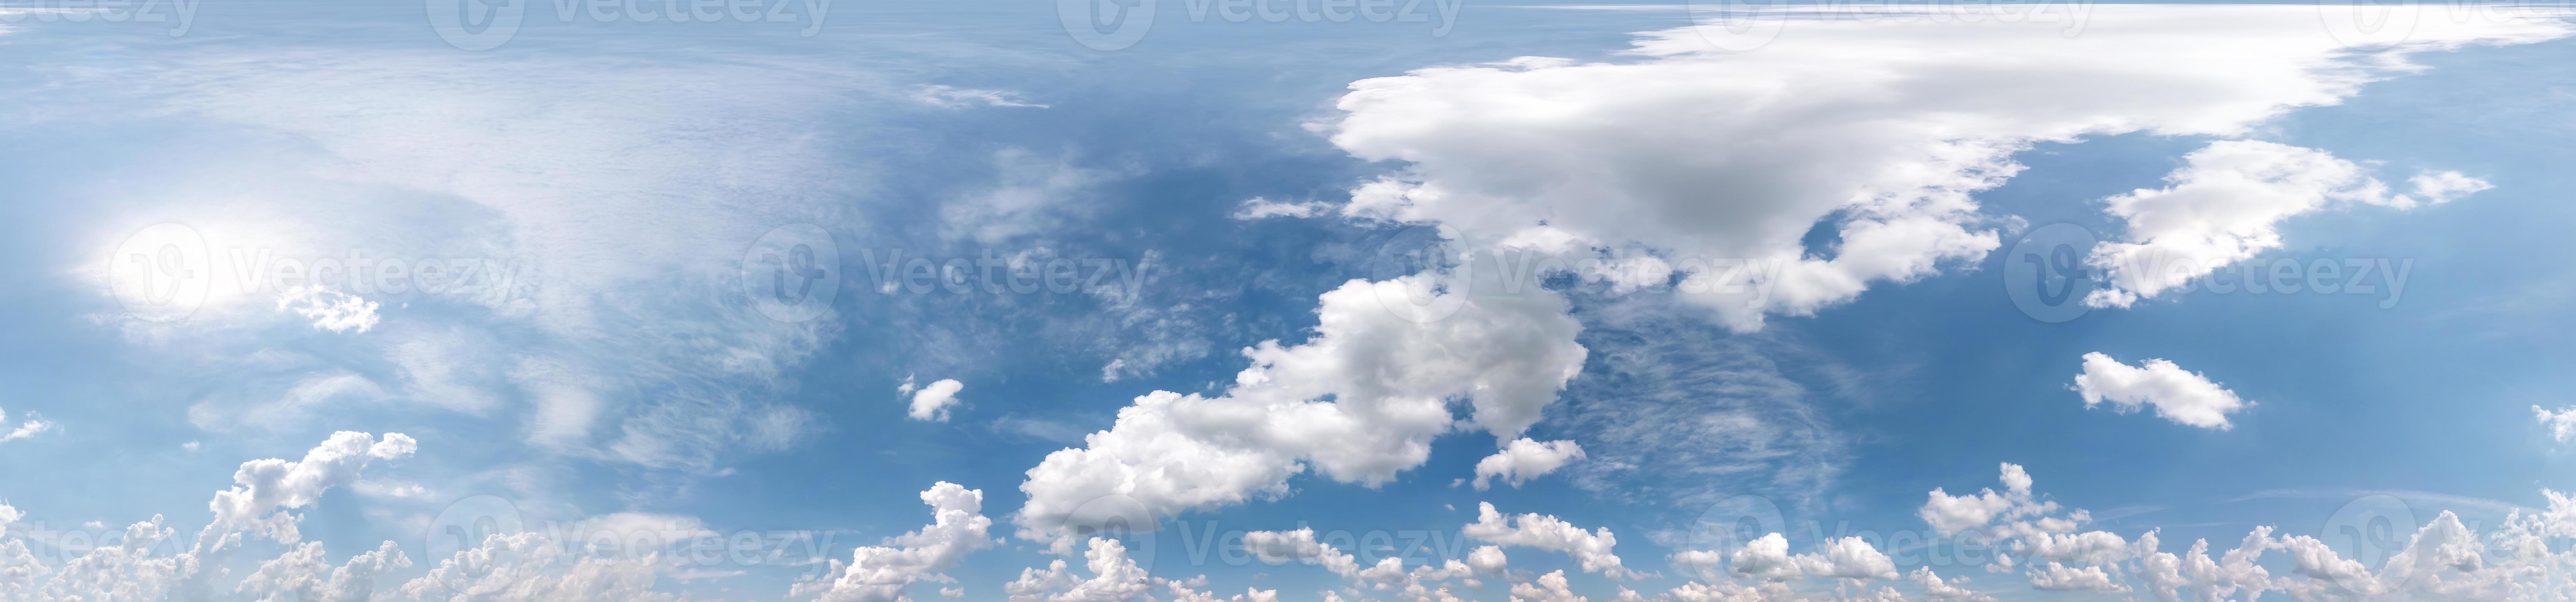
xmin=276 ymin=286 xmax=381 ymax=333
xmin=2071 ymin=352 xmax=2248 ymax=429
xmin=907 ymin=378 xmax=965 ymax=422
xmin=0 ymin=406 xmax=54 ymax=442
xmin=1230 ymin=197 xmax=1330 ymax=220
xmin=2536 ymin=405 xmax=2576 ymax=443
xmin=912 ymin=85 xmax=1049 ymax=109
xmin=1471 ymin=438 xmax=1584 ymax=491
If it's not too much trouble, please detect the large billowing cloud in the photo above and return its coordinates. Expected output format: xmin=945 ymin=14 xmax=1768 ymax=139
xmin=1015 ymin=274 xmax=1587 ymax=546
xmin=1318 ymin=5 xmax=2569 ymax=331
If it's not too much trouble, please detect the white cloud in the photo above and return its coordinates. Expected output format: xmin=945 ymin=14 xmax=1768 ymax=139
xmin=1462 ymin=502 xmax=1630 ymax=578
xmin=208 ymin=431 xmax=418 ymax=544
xmin=1919 ymin=463 xmax=2058 ymax=535
xmin=1230 ymin=197 xmax=1330 ymax=220
xmin=1471 ymin=438 xmax=1585 ymax=491
xmin=1319 ymin=5 xmax=2566 ymax=331
xmin=2535 ymin=405 xmax=2576 ymax=443
xmin=2071 ymin=353 xmax=2249 ymax=430
xmin=1910 ymin=567 xmax=1994 ymax=602
xmin=1014 ymin=274 xmax=1586 ymax=547
xmin=2410 ymin=169 xmax=2495 ymax=204
xmin=795 ymin=482 xmax=998 ymax=602
xmin=1508 ymin=570 xmax=1587 ymax=602
xmin=2027 ymin=561 xmax=2126 ymax=592
xmin=2083 ymin=141 xmax=2483 ymax=307
xmin=1002 ymin=538 xmax=1159 ymax=602
xmin=390 ymin=530 xmax=680 ymax=602
xmin=237 ymin=540 xmax=412 ymax=602
xmin=909 ymin=379 xmax=966 ymax=422
xmin=8 ymin=432 xmax=417 ymax=600
xmin=1709 ymin=532 xmax=1898 ymax=584
xmin=911 ymin=85 xmax=1049 ymax=109
xmin=0 ymin=407 xmax=53 ymax=442
xmin=276 ymin=286 xmax=381 ymax=333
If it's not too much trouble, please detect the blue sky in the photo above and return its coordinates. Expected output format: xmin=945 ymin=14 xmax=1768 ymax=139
xmin=4 ymin=1 xmax=2576 ymax=600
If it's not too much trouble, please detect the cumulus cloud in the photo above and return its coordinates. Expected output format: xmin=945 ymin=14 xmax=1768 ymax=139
xmin=2083 ymin=141 xmax=2486 ymax=307
xmin=1 ymin=432 xmax=417 ymax=600
xmin=208 ymin=431 xmax=418 ymax=544
xmin=1918 ymin=463 xmax=2059 ymax=535
xmin=1002 ymin=538 xmax=1159 ymax=602
xmin=1015 ymin=274 xmax=1586 ymax=547
xmin=0 ymin=407 xmax=53 ymax=442
xmin=1462 ymin=502 xmax=1630 ymax=578
xmin=1471 ymin=438 xmax=1584 ymax=491
xmin=907 ymin=378 xmax=967 ymax=422
xmin=390 ymin=530 xmax=679 ymax=602
xmin=2071 ymin=353 xmax=2248 ymax=430
xmin=1710 ymin=533 xmax=1898 ymax=584
xmin=276 ymin=286 xmax=382 ymax=333
xmin=1320 ymin=4 xmax=2567 ymax=332
xmin=795 ymin=482 xmax=998 ymax=602
xmin=237 ymin=540 xmax=412 ymax=602
xmin=2535 ymin=405 xmax=2576 ymax=443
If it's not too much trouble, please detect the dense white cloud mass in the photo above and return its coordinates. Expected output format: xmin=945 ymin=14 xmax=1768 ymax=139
xmin=1320 ymin=5 xmax=2567 ymax=331
xmin=1016 ymin=274 xmax=1586 ymax=546
xmin=389 ymin=531 xmax=679 ymax=602
xmin=1463 ymin=502 xmax=1630 ymax=578
xmin=2071 ymin=353 xmax=2249 ymax=429
xmin=795 ymin=482 xmax=998 ymax=602
xmin=2084 ymin=141 xmax=2487 ymax=307
xmin=208 ymin=431 xmax=418 ymax=544
xmin=908 ymin=379 xmax=968 ymax=422
xmin=237 ymin=540 xmax=411 ymax=602
xmin=1 ymin=432 xmax=414 ymax=600
xmin=1471 ymin=438 xmax=1585 ymax=491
